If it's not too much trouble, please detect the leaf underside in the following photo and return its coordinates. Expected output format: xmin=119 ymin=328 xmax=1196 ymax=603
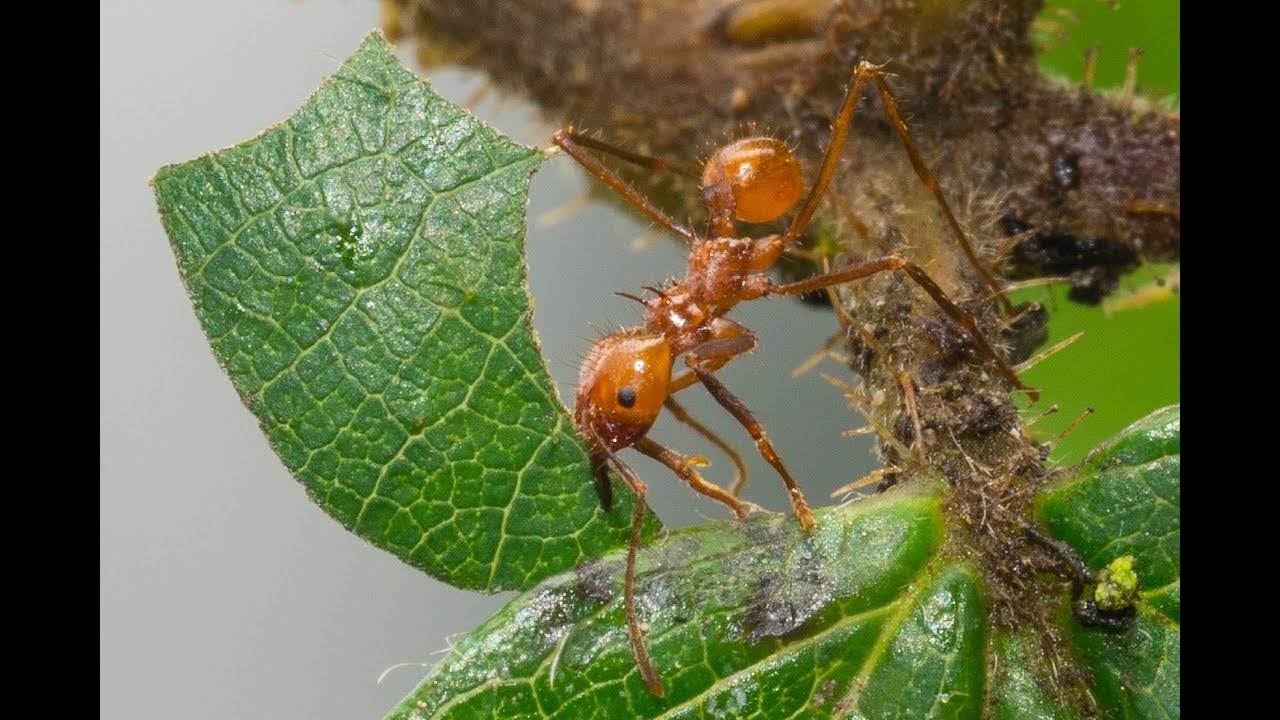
xmin=154 ymin=32 xmax=653 ymax=593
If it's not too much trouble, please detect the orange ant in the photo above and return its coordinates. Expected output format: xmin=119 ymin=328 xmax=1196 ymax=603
xmin=553 ymin=61 xmax=1036 ymax=697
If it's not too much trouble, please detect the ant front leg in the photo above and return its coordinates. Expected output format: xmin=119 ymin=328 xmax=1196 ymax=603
xmin=684 ymin=333 xmax=818 ymax=531
xmin=773 ymin=255 xmax=1039 ymax=402
xmin=597 ymin=442 xmax=666 ymax=697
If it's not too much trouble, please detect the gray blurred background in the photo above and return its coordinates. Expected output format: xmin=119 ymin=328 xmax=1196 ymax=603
xmin=101 ymin=2 xmax=875 ymax=717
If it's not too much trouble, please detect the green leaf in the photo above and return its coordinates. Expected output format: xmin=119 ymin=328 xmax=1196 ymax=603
xmin=390 ymin=406 xmax=1180 ymax=719
xmin=387 ymin=486 xmax=1003 ymax=719
xmin=1068 ymin=609 xmax=1179 ymax=719
xmin=1039 ymin=405 xmax=1180 ymax=592
xmin=153 ymin=31 xmax=652 ymax=592
xmin=989 ymin=630 xmax=1084 ymax=720
xmin=1038 ymin=405 xmax=1181 ymax=719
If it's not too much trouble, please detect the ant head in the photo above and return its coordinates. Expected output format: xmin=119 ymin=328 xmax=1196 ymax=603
xmin=575 ymin=332 xmax=673 ymax=451
xmin=701 ymin=137 xmax=803 ymax=224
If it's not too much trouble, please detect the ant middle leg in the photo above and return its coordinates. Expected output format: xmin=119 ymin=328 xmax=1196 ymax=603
xmin=663 ymin=396 xmax=750 ymax=497
xmin=778 ymin=61 xmax=1013 ymax=314
xmin=683 ymin=334 xmax=818 ymax=531
xmin=633 ymin=436 xmax=750 ymax=518
xmin=772 ymin=254 xmax=1039 ymax=402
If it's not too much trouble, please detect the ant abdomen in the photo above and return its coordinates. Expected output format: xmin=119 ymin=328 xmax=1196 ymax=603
xmin=702 ymin=137 xmax=803 ymax=225
xmin=575 ymin=332 xmax=672 ymax=451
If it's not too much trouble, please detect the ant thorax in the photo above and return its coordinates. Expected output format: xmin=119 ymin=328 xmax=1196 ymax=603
xmin=638 ymin=288 xmax=708 ymax=354
xmin=670 ymin=235 xmax=783 ymax=315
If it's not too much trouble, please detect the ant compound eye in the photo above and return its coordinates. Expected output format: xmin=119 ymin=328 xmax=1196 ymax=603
xmin=702 ymin=137 xmax=803 ymax=223
xmin=617 ymin=387 xmax=638 ymax=408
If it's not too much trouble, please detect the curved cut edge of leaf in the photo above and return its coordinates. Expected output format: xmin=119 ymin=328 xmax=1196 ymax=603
xmin=386 ymin=483 xmax=973 ymax=720
xmin=153 ymin=30 xmax=656 ymax=593
xmin=1037 ymin=405 xmax=1180 ymax=720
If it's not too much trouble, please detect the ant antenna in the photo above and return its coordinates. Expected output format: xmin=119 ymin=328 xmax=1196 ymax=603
xmin=615 ymin=291 xmax=648 ymax=304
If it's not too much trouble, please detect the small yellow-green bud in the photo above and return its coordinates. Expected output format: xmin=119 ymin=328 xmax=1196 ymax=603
xmin=1094 ymin=555 xmax=1139 ymax=612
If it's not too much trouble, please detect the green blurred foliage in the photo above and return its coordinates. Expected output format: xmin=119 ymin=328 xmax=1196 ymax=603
xmin=1023 ymin=0 xmax=1179 ymax=464
xmin=1036 ymin=0 xmax=1180 ymax=100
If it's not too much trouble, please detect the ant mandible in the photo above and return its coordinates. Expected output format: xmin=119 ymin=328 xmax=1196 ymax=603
xmin=552 ymin=61 xmax=1037 ymax=698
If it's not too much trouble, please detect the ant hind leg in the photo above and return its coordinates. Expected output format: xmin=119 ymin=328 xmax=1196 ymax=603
xmin=562 ymin=131 xmax=702 ymax=181
xmin=778 ymin=61 xmax=1013 ymax=314
xmin=552 ymin=130 xmax=696 ymax=243
xmin=856 ymin=63 xmax=1013 ymax=314
xmin=773 ymin=254 xmax=1039 ymax=402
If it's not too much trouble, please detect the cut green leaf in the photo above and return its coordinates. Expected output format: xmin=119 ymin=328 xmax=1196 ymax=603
xmin=154 ymin=32 xmax=654 ymax=592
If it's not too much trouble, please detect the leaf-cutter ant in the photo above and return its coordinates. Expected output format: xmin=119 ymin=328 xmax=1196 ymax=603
xmin=553 ymin=61 xmax=1037 ymax=697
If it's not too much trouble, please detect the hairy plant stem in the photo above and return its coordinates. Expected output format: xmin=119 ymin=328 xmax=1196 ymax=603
xmin=395 ymin=0 xmax=1178 ymax=301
